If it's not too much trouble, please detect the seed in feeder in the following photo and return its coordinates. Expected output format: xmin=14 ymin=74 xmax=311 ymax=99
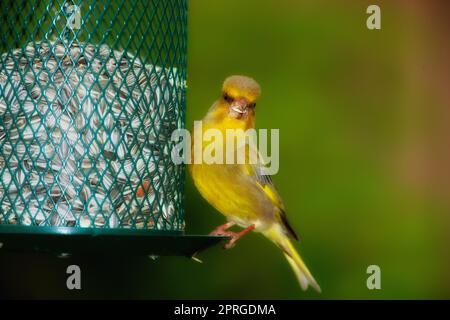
xmin=0 ymin=40 xmax=183 ymax=230
xmin=136 ymin=181 xmax=150 ymax=198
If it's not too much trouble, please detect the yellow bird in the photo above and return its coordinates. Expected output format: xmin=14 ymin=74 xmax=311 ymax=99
xmin=189 ymin=75 xmax=321 ymax=292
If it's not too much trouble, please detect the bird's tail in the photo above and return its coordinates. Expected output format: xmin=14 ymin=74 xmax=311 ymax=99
xmin=264 ymin=226 xmax=321 ymax=292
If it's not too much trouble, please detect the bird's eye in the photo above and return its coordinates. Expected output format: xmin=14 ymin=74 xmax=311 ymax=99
xmin=250 ymin=103 xmax=256 ymax=108
xmin=223 ymin=93 xmax=233 ymax=103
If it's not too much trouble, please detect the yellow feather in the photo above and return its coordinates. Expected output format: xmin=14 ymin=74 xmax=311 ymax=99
xmin=264 ymin=226 xmax=321 ymax=292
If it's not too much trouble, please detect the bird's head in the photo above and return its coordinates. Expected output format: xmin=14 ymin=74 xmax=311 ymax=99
xmin=205 ymin=76 xmax=261 ymax=129
xmin=220 ymin=75 xmax=261 ymax=121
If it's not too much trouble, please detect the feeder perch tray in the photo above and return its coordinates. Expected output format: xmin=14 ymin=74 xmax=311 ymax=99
xmin=0 ymin=225 xmax=228 ymax=257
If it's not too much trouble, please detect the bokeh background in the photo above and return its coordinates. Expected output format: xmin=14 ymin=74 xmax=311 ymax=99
xmin=1 ymin=0 xmax=450 ymax=299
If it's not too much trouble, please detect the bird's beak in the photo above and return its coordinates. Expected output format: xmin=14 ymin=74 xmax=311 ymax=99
xmin=229 ymin=98 xmax=248 ymax=118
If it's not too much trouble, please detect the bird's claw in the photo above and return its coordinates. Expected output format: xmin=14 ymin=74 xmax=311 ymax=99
xmin=224 ymin=236 xmax=239 ymax=249
xmin=208 ymin=229 xmax=240 ymax=249
xmin=209 ymin=223 xmax=256 ymax=249
xmin=209 ymin=230 xmax=235 ymax=237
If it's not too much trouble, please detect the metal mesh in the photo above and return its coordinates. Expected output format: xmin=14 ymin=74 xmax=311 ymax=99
xmin=0 ymin=0 xmax=187 ymax=231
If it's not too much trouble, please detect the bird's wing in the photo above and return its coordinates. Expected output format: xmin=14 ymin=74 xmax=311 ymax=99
xmin=241 ymin=143 xmax=299 ymax=240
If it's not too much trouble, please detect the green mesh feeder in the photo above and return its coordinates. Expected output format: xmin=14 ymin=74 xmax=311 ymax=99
xmin=0 ymin=0 xmax=223 ymax=256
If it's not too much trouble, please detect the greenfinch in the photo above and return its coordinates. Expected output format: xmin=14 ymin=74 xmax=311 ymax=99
xmin=189 ymin=75 xmax=320 ymax=292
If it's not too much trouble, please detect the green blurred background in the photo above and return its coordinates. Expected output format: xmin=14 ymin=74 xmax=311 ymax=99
xmin=1 ymin=0 xmax=450 ymax=299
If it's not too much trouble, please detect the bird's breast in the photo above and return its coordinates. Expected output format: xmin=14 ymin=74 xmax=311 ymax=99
xmin=190 ymin=162 xmax=274 ymax=229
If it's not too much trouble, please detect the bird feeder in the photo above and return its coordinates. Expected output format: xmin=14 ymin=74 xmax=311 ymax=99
xmin=0 ymin=0 xmax=223 ymax=256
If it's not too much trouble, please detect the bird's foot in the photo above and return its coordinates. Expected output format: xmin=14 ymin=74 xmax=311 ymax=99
xmin=223 ymin=232 xmax=240 ymax=249
xmin=209 ymin=221 xmax=236 ymax=236
xmin=210 ymin=230 xmax=240 ymax=249
xmin=223 ymin=224 xmax=256 ymax=250
xmin=209 ymin=222 xmax=256 ymax=249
